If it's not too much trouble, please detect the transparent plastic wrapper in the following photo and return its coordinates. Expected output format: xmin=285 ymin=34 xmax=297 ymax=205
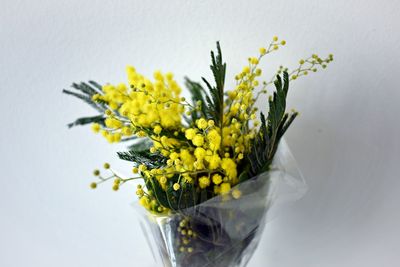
xmin=134 ymin=140 xmax=307 ymax=267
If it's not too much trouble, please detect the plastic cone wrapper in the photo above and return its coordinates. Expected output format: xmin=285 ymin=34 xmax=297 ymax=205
xmin=134 ymin=139 xmax=307 ymax=267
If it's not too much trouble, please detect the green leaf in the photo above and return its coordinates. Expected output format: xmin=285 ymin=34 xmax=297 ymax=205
xmin=146 ymin=178 xmax=171 ymax=209
xmin=246 ymin=71 xmax=297 ymax=178
xmin=63 ymin=89 xmax=101 ymax=112
xmin=63 ymin=81 xmax=108 ymax=129
xmin=201 ymin=41 xmax=227 ymax=126
xmin=63 ymin=81 xmax=107 ymax=113
xmin=67 ymin=115 xmax=105 ymax=128
xmin=117 ymin=150 xmax=167 ymax=168
xmin=71 ymin=82 xmax=100 ymax=96
xmin=88 ymin=81 xmax=104 ymax=93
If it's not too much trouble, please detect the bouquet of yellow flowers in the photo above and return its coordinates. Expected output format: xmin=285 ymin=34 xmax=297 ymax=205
xmin=64 ymin=37 xmax=332 ymax=267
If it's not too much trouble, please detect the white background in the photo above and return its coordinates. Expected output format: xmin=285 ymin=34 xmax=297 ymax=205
xmin=1 ymin=0 xmax=400 ymax=266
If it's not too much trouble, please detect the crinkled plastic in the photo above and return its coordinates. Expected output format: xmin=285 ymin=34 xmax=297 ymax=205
xmin=133 ymin=140 xmax=307 ymax=267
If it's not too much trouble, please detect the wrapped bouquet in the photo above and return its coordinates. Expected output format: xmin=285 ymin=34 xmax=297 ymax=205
xmin=64 ymin=37 xmax=332 ymax=267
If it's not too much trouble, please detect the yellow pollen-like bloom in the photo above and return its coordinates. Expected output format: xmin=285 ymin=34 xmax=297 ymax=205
xmin=105 ymin=118 xmax=122 ymax=129
xmin=221 ymin=158 xmax=237 ymax=179
xmin=214 ymin=185 xmax=220 ymax=194
xmin=220 ymin=183 xmax=231 ymax=194
xmin=212 ymin=174 xmax=222 ymax=185
xmin=91 ymin=123 xmax=101 ymax=133
xmin=169 ymin=152 xmax=179 ymax=160
xmin=165 ymin=72 xmax=174 ymax=80
xmin=140 ymin=197 xmax=151 ymax=209
xmin=192 ymin=134 xmax=204 ymax=147
xmin=138 ymin=164 xmax=147 ymax=172
xmin=159 ymin=176 xmax=167 ymax=184
xmin=232 ymin=189 xmax=242 ymax=199
xmin=154 ymin=125 xmax=162 ymax=135
xmin=250 ymin=57 xmax=259 ymax=65
xmin=180 ymin=149 xmax=195 ymax=169
xmin=194 ymin=147 xmax=206 ymax=160
xmin=192 ymin=160 xmax=201 ymax=170
xmin=198 ymin=176 xmax=210 ymax=189
xmin=173 ymin=183 xmax=180 ymax=191
xmin=207 ymin=129 xmax=221 ymax=151
xmin=185 ymin=128 xmax=197 ymax=140
xmin=207 ymin=154 xmax=221 ymax=170
xmin=196 ymin=118 xmax=208 ymax=129
xmin=121 ymin=126 xmax=132 ymax=136
xmin=136 ymin=188 xmax=144 ymax=197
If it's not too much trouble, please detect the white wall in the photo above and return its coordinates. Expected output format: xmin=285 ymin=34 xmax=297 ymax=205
xmin=1 ymin=0 xmax=399 ymax=266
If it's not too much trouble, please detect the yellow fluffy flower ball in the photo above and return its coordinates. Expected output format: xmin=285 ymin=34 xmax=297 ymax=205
xmin=192 ymin=134 xmax=205 ymax=147
xmin=196 ymin=118 xmax=208 ymax=130
xmin=220 ymin=183 xmax=231 ymax=194
xmin=198 ymin=176 xmax=210 ymax=189
xmin=212 ymin=174 xmax=222 ymax=185
xmin=207 ymin=129 xmax=221 ymax=151
xmin=221 ymin=158 xmax=237 ymax=180
xmin=207 ymin=154 xmax=221 ymax=170
xmin=185 ymin=128 xmax=197 ymax=140
xmin=194 ymin=147 xmax=206 ymax=160
xmin=153 ymin=125 xmax=162 ymax=135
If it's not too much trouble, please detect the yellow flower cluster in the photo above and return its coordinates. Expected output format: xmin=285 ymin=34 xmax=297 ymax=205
xmin=91 ymin=67 xmax=184 ymax=143
xmin=89 ymin=66 xmax=245 ymax=211
xmin=88 ymin=41 xmax=278 ymax=212
xmin=86 ymin=36 xmax=332 ymax=213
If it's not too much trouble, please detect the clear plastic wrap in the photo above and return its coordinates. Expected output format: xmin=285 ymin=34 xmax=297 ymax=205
xmin=134 ymin=140 xmax=307 ymax=267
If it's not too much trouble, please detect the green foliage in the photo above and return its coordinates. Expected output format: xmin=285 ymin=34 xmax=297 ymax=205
xmin=267 ymin=72 xmax=289 ymax=137
xmin=246 ymin=71 xmax=298 ymax=178
xmin=146 ymin=176 xmax=203 ymax=211
xmin=63 ymin=81 xmax=107 ymax=127
xmin=65 ymin=43 xmax=302 ymax=211
xmin=202 ymin=42 xmax=226 ymax=126
xmin=67 ymin=115 xmax=105 ymax=128
xmin=146 ymin=177 xmax=171 ymax=209
xmin=117 ymin=149 xmax=167 ymax=168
